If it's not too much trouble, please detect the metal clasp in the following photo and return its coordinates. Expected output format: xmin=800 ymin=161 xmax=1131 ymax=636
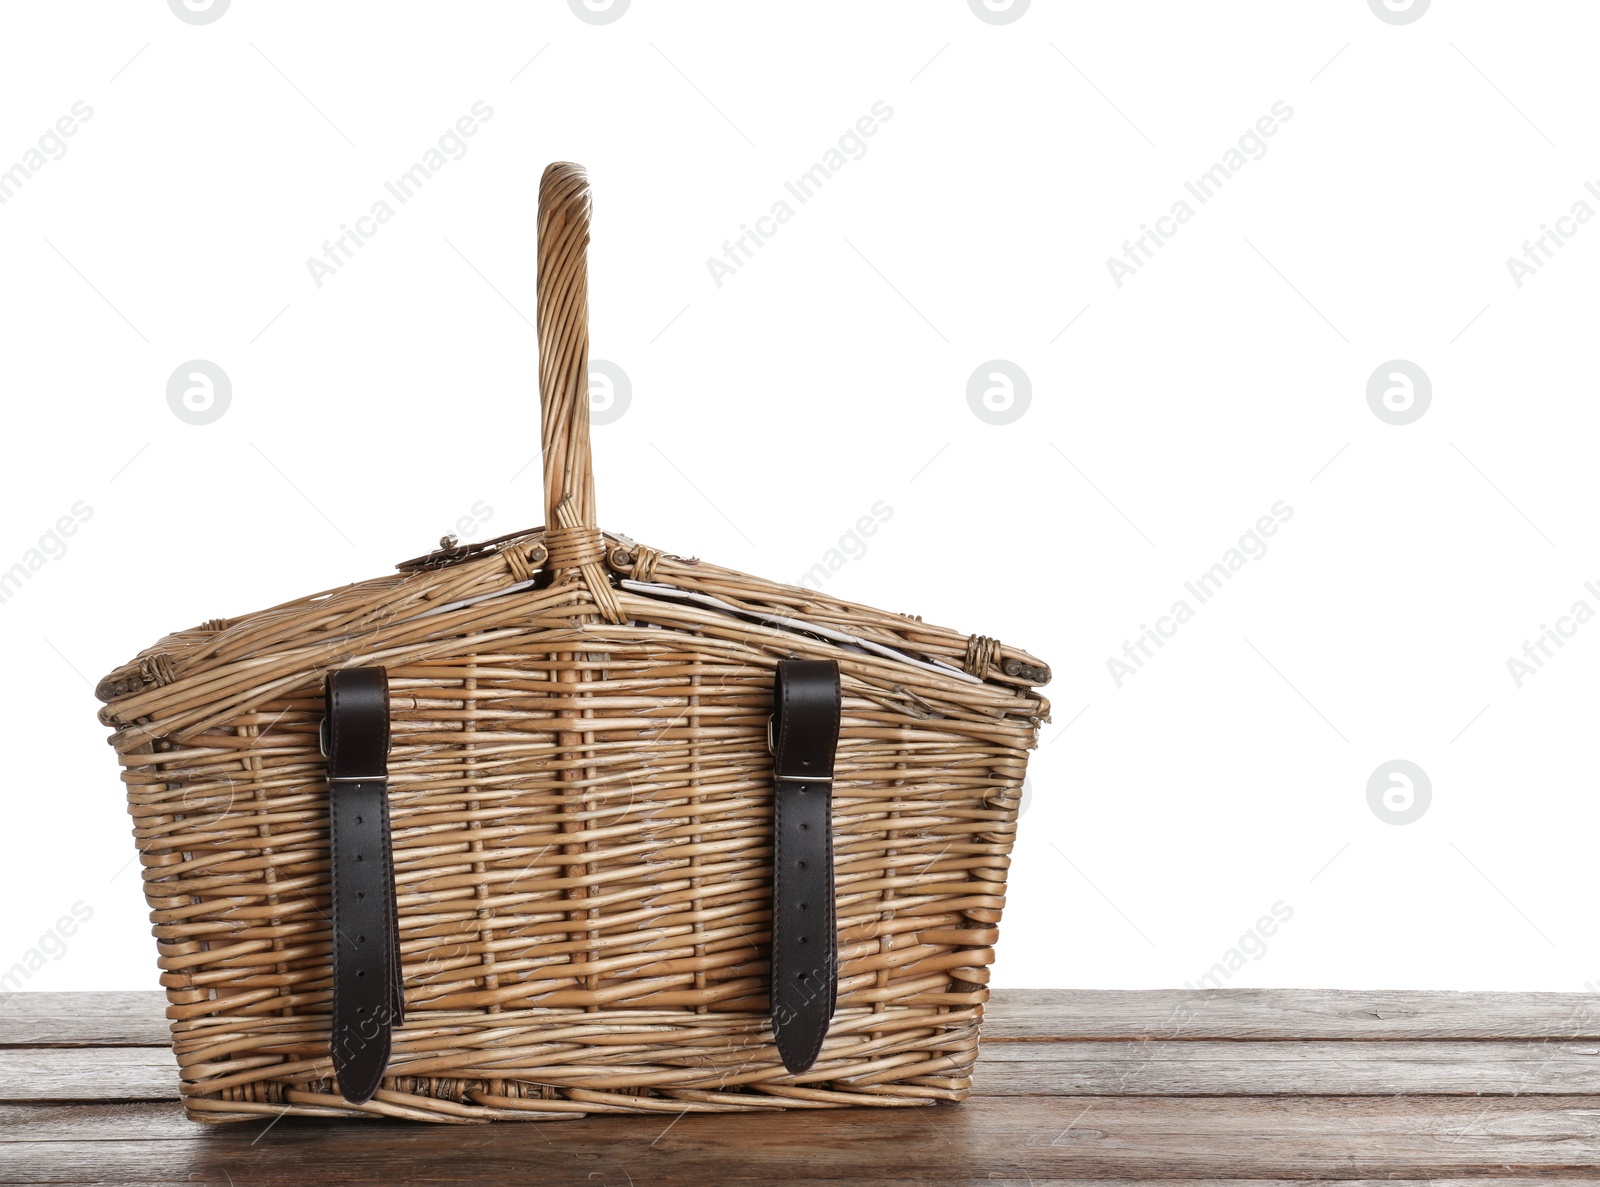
xmin=394 ymin=529 xmax=550 ymax=575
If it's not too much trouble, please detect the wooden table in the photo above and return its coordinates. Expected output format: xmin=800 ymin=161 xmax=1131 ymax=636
xmin=6 ymin=988 xmax=1600 ymax=1184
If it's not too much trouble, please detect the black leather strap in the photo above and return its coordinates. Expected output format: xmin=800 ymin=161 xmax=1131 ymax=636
xmin=323 ymin=667 xmax=401 ymax=1104
xmin=769 ymin=659 xmax=841 ymax=1074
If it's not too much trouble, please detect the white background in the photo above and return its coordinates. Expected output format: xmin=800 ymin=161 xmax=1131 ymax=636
xmin=1 ymin=0 xmax=1596 ymax=994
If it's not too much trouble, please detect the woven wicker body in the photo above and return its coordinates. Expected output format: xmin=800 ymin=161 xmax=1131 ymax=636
xmin=93 ymin=164 xmax=1050 ymax=1123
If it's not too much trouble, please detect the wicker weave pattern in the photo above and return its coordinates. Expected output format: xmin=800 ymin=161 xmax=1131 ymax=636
xmin=94 ymin=164 xmax=1049 ymax=1123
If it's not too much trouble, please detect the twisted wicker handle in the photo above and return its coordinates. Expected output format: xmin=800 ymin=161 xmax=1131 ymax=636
xmin=537 ymin=162 xmax=598 ymax=534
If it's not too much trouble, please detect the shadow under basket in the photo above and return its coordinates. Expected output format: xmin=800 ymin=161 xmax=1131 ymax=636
xmin=93 ymin=162 xmax=1052 ymax=1123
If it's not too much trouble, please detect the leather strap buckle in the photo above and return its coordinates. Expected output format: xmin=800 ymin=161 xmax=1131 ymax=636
xmin=319 ymin=716 xmax=382 ymax=780
xmin=768 ymin=712 xmax=833 ymax=780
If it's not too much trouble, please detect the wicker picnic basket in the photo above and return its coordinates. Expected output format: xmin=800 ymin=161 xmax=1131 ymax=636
xmin=93 ymin=162 xmax=1051 ymax=1124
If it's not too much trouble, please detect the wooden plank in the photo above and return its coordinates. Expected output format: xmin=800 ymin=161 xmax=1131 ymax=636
xmin=2 ymin=1097 xmax=1599 ymax=1184
xmin=13 ymin=1039 xmax=1600 ymax=1104
xmin=0 ymin=1049 xmax=180 ymax=1102
xmin=9 ymin=988 xmax=1600 ymax=1048
xmin=980 ymin=1040 xmax=1600 ymax=1095
xmin=982 ymin=988 xmax=1600 ymax=1041
xmin=0 ymin=991 xmax=169 ymax=1047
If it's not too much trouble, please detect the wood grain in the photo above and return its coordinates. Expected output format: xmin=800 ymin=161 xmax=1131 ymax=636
xmin=0 ymin=1048 xmax=180 ymax=1101
xmin=0 ymin=990 xmax=169 ymax=1047
xmin=980 ymin=987 xmax=1600 ymax=1041
xmin=11 ymin=987 xmax=1600 ymax=1047
xmin=3 ymin=1097 xmax=1599 ymax=1185
xmin=13 ymin=1036 xmax=1600 ymax=1103
xmin=8 ymin=989 xmax=1600 ymax=1184
xmin=979 ymin=1039 xmax=1600 ymax=1095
